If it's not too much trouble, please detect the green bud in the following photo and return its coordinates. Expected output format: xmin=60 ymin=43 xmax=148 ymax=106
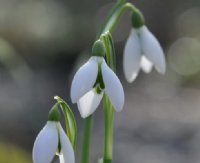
xmin=48 ymin=103 xmax=61 ymax=122
xmin=92 ymin=40 xmax=105 ymax=57
xmin=131 ymin=10 xmax=145 ymax=28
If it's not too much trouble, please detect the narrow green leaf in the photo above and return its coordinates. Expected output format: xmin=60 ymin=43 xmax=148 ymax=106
xmin=54 ymin=96 xmax=77 ymax=150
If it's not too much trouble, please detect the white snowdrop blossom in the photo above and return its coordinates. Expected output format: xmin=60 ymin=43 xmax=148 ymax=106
xmin=33 ymin=121 xmax=75 ymax=163
xmin=123 ymin=25 xmax=166 ymax=83
xmin=71 ymin=56 xmax=124 ymax=118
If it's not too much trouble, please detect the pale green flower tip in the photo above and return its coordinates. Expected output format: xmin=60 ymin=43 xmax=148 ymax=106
xmin=48 ymin=103 xmax=61 ymax=122
xmin=92 ymin=40 xmax=105 ymax=57
xmin=131 ymin=9 xmax=145 ymax=28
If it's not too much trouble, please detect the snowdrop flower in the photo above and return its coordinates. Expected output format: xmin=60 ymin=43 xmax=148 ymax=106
xmin=33 ymin=106 xmax=75 ymax=163
xmin=71 ymin=40 xmax=124 ymax=118
xmin=123 ymin=11 xmax=166 ymax=83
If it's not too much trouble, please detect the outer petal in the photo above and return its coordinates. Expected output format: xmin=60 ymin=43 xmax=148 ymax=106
xmin=59 ymin=155 xmax=65 ymax=163
xmin=140 ymin=56 xmax=153 ymax=73
xmin=33 ymin=121 xmax=58 ymax=163
xmin=70 ymin=56 xmax=99 ymax=103
xmin=77 ymin=88 xmax=104 ymax=118
xmin=101 ymin=61 xmax=124 ymax=112
xmin=140 ymin=26 xmax=166 ymax=74
xmin=123 ymin=29 xmax=142 ymax=83
xmin=57 ymin=123 xmax=75 ymax=163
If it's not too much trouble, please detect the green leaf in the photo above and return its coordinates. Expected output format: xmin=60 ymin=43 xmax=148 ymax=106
xmin=54 ymin=96 xmax=77 ymax=150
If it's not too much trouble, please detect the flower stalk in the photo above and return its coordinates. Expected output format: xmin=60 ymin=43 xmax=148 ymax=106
xmin=103 ymin=95 xmax=114 ymax=163
xmin=98 ymin=2 xmax=144 ymax=163
xmin=97 ymin=1 xmax=141 ymax=38
xmin=101 ymin=33 xmax=116 ymax=163
xmin=81 ymin=1 xmax=145 ymax=163
xmin=81 ymin=115 xmax=93 ymax=163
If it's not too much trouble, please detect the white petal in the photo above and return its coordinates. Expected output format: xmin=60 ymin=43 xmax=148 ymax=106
xmin=57 ymin=123 xmax=75 ymax=163
xmin=123 ymin=29 xmax=142 ymax=83
xmin=77 ymin=88 xmax=103 ymax=118
xmin=101 ymin=61 xmax=124 ymax=112
xmin=70 ymin=56 xmax=99 ymax=103
xmin=32 ymin=121 xmax=58 ymax=163
xmin=140 ymin=56 xmax=153 ymax=73
xmin=140 ymin=26 xmax=166 ymax=74
xmin=59 ymin=155 xmax=65 ymax=163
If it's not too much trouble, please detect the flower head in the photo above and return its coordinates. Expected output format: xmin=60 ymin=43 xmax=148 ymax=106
xmin=71 ymin=56 xmax=124 ymax=118
xmin=32 ymin=121 xmax=75 ymax=163
xmin=123 ymin=17 xmax=166 ymax=83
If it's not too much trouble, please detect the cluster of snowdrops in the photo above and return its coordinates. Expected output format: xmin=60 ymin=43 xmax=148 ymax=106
xmin=32 ymin=1 xmax=166 ymax=163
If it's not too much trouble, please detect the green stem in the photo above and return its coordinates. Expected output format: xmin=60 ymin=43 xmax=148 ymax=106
xmin=97 ymin=2 xmax=138 ymax=38
xmin=81 ymin=115 xmax=93 ymax=163
xmin=97 ymin=2 xmax=140 ymax=163
xmin=103 ymin=95 xmax=114 ymax=163
xmin=97 ymin=1 xmax=125 ymax=38
xmin=80 ymin=2 xmax=141 ymax=163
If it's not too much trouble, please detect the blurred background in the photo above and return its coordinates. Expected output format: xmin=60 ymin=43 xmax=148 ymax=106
xmin=0 ymin=0 xmax=200 ymax=162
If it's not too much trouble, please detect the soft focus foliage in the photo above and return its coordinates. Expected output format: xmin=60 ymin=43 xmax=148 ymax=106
xmin=0 ymin=142 xmax=31 ymax=163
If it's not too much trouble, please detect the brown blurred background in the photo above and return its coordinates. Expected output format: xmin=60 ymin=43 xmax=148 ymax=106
xmin=0 ymin=0 xmax=200 ymax=162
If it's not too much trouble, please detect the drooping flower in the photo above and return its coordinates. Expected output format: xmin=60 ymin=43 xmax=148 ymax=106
xmin=123 ymin=11 xmax=166 ymax=83
xmin=70 ymin=56 xmax=124 ymax=118
xmin=32 ymin=121 xmax=75 ymax=163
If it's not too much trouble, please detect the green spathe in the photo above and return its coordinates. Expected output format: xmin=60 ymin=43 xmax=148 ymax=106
xmin=54 ymin=96 xmax=77 ymax=150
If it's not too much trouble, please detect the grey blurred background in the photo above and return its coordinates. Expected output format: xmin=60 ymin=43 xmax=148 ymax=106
xmin=0 ymin=0 xmax=200 ymax=162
